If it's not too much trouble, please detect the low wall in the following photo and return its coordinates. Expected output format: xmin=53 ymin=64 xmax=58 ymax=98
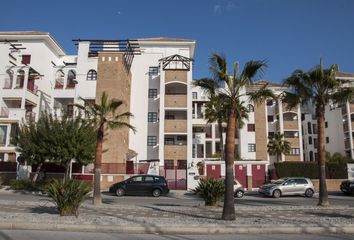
xmin=311 ymin=179 xmax=345 ymax=192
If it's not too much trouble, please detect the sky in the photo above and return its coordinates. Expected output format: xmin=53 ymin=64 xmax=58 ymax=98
xmin=0 ymin=0 xmax=354 ymax=82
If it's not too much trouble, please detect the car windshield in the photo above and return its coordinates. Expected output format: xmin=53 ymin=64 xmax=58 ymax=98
xmin=273 ymin=179 xmax=287 ymax=185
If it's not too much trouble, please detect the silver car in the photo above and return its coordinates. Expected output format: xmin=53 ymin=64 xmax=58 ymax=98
xmin=258 ymin=177 xmax=315 ymax=198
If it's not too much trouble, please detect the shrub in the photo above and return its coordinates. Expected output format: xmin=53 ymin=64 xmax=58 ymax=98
xmin=274 ymin=162 xmax=348 ymax=179
xmin=47 ymin=178 xmax=90 ymax=216
xmin=193 ymin=177 xmax=225 ymax=206
xmin=10 ymin=179 xmax=48 ymax=191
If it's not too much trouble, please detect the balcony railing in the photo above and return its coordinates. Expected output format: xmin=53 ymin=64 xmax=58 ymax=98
xmin=164 ymin=119 xmax=187 ymax=133
xmin=164 ymin=144 xmax=187 ymax=160
xmin=25 ymin=111 xmax=36 ymax=122
xmin=165 ymin=94 xmax=187 ymax=108
xmin=3 ymin=78 xmax=12 ymax=89
xmin=0 ymin=107 xmax=9 ymax=117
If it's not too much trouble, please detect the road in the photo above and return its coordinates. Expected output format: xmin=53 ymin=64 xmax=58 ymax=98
xmin=0 ymin=230 xmax=353 ymax=240
xmin=0 ymin=191 xmax=353 ymax=207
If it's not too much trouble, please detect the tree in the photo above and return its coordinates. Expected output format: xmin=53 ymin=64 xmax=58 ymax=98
xmin=13 ymin=113 xmax=96 ymax=181
xmin=193 ymin=78 xmax=227 ymax=160
xmin=267 ymin=133 xmax=291 ymax=163
xmin=76 ymin=92 xmax=136 ymax=206
xmin=209 ymin=53 xmax=275 ymax=220
xmin=283 ymin=59 xmax=354 ymax=206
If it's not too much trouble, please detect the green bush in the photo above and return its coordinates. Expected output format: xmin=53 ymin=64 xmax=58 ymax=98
xmin=193 ymin=177 xmax=225 ymax=206
xmin=47 ymin=178 xmax=90 ymax=216
xmin=275 ymin=162 xmax=348 ymax=179
xmin=10 ymin=179 xmax=48 ymax=191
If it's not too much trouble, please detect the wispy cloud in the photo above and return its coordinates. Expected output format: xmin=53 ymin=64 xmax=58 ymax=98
xmin=213 ymin=4 xmax=222 ymax=15
xmin=226 ymin=1 xmax=239 ymax=10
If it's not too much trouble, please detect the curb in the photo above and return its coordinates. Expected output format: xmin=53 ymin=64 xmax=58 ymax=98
xmin=1 ymin=222 xmax=354 ymax=234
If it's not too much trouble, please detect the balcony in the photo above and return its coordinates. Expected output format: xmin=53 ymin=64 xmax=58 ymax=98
xmin=285 ymin=137 xmax=300 ymax=147
xmin=25 ymin=111 xmax=36 ymax=122
xmin=283 ymin=120 xmax=298 ymax=130
xmin=164 ymin=120 xmax=187 ymax=133
xmin=55 ymin=79 xmax=64 ymax=89
xmin=165 ymin=94 xmax=187 ymax=108
xmin=345 ymin=139 xmax=351 ymax=149
xmin=164 ymin=144 xmax=187 ymax=160
xmin=165 ymin=71 xmax=187 ymax=83
xmin=3 ymin=78 xmax=12 ymax=89
xmin=27 ymin=80 xmax=38 ymax=95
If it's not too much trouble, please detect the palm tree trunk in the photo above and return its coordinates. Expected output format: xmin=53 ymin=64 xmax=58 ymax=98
xmin=218 ymin=120 xmax=224 ymax=161
xmin=222 ymin=109 xmax=236 ymax=220
xmin=32 ymin=162 xmax=43 ymax=183
xmin=93 ymin=124 xmax=104 ymax=206
xmin=317 ymin=105 xmax=329 ymax=206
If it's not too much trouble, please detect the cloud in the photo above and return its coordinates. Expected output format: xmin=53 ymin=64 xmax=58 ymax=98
xmin=226 ymin=1 xmax=239 ymax=10
xmin=213 ymin=4 xmax=222 ymax=15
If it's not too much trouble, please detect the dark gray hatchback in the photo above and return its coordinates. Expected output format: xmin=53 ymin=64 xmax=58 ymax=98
xmin=109 ymin=174 xmax=170 ymax=197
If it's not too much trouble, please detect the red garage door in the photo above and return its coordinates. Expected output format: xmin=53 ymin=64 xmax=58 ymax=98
xmin=206 ymin=164 xmax=221 ymax=179
xmin=252 ymin=165 xmax=265 ymax=188
xmin=235 ymin=165 xmax=247 ymax=188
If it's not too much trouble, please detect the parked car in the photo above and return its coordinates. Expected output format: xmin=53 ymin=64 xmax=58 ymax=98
xmin=109 ymin=175 xmax=170 ymax=197
xmin=234 ymin=180 xmax=245 ymax=198
xmin=340 ymin=180 xmax=354 ymax=195
xmin=258 ymin=177 xmax=315 ymax=198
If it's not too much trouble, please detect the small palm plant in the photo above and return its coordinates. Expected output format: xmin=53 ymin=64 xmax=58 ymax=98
xmin=47 ymin=178 xmax=90 ymax=216
xmin=193 ymin=178 xmax=225 ymax=206
xmin=267 ymin=133 xmax=291 ymax=162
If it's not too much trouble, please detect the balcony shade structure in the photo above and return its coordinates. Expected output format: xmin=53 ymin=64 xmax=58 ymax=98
xmin=159 ymin=54 xmax=193 ymax=71
xmin=73 ymin=39 xmax=141 ymax=71
xmin=0 ymin=40 xmax=26 ymax=66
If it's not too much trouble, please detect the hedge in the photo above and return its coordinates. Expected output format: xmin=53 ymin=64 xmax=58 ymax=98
xmin=274 ymin=162 xmax=348 ymax=179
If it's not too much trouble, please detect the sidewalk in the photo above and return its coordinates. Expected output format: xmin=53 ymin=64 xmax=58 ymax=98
xmin=0 ymin=193 xmax=354 ymax=234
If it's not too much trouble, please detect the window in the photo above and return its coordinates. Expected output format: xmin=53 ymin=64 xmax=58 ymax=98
xmin=308 ymin=136 xmax=312 ymax=145
xmin=307 ymin=122 xmax=312 ymax=134
xmin=248 ymin=143 xmax=256 ymax=152
xmin=130 ymin=176 xmax=143 ymax=182
xmin=4 ymin=70 xmax=13 ymax=89
xmin=177 ymin=136 xmax=187 ymax=141
xmin=16 ymin=70 xmax=25 ymax=88
xmin=87 ymin=70 xmax=97 ymax=80
xmin=9 ymin=123 xmax=19 ymax=146
xmin=149 ymin=67 xmax=159 ymax=76
xmin=315 ymin=152 xmax=318 ymax=161
xmin=267 ymin=115 xmax=274 ymax=122
xmin=309 ymin=151 xmax=314 ymax=161
xmin=266 ymin=100 xmax=273 ymax=106
xmin=148 ymin=89 xmax=158 ymax=98
xmin=247 ymin=104 xmax=254 ymax=112
xmin=192 ymin=92 xmax=197 ymax=100
xmin=0 ymin=153 xmax=4 ymax=161
xmin=164 ymin=137 xmax=174 ymax=145
xmin=325 ymin=121 xmax=328 ymax=128
xmin=164 ymin=160 xmax=174 ymax=169
xmin=295 ymin=178 xmax=308 ymax=185
xmin=144 ymin=176 xmax=154 ymax=182
xmin=247 ymin=124 xmax=255 ymax=132
xmin=147 ymin=136 xmax=157 ymax=146
xmin=21 ymin=55 xmax=31 ymax=64
xmin=326 ymin=137 xmax=329 ymax=143
xmin=289 ymin=148 xmax=300 ymax=155
xmin=55 ymin=70 xmax=64 ymax=88
xmin=314 ymin=138 xmax=318 ymax=149
xmin=177 ymin=160 xmax=187 ymax=169
xmin=0 ymin=126 xmax=7 ymax=146
xmin=148 ymin=112 xmax=157 ymax=122
xmin=268 ymin=132 xmax=275 ymax=138
xmin=66 ymin=70 xmax=76 ymax=88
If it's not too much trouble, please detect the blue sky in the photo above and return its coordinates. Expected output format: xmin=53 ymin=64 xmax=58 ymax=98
xmin=1 ymin=0 xmax=353 ymax=82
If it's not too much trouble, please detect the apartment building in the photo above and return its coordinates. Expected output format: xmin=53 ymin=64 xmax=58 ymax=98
xmin=0 ymin=31 xmax=196 ymax=189
xmin=301 ymin=72 xmax=354 ymax=161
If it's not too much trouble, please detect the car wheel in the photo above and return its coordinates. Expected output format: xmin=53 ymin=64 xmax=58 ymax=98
xmin=272 ymin=189 xmax=281 ymax=198
xmin=152 ymin=189 xmax=161 ymax=197
xmin=234 ymin=190 xmax=244 ymax=198
xmin=305 ymin=189 xmax=314 ymax=198
xmin=116 ymin=188 xmax=125 ymax=197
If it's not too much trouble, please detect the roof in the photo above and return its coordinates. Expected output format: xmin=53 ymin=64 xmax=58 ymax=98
xmin=335 ymin=72 xmax=354 ymax=78
xmin=138 ymin=37 xmax=195 ymax=42
xmin=0 ymin=31 xmax=66 ymax=56
xmin=253 ymin=80 xmax=283 ymax=88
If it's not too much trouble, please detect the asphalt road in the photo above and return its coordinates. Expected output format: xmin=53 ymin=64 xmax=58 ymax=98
xmin=0 ymin=191 xmax=354 ymax=208
xmin=0 ymin=230 xmax=353 ymax=240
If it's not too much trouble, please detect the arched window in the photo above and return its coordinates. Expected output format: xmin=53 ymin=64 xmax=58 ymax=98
xmin=309 ymin=151 xmax=314 ymax=162
xmin=87 ymin=70 xmax=97 ymax=81
xmin=66 ymin=70 xmax=76 ymax=88
xmin=55 ymin=70 xmax=64 ymax=89
xmin=15 ymin=70 xmax=25 ymax=88
xmin=4 ymin=70 xmax=13 ymax=89
xmin=247 ymin=104 xmax=254 ymax=112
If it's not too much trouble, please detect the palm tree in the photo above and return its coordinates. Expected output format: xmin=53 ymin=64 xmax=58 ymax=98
xmin=193 ymin=78 xmax=227 ymax=160
xmin=76 ymin=92 xmax=136 ymax=206
xmin=283 ymin=59 xmax=354 ymax=206
xmin=210 ymin=53 xmax=275 ymax=220
xmin=267 ymin=133 xmax=291 ymax=162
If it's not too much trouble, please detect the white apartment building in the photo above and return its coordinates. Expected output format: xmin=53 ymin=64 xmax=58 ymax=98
xmin=0 ymin=31 xmax=196 ymax=189
xmin=301 ymin=72 xmax=354 ymax=161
